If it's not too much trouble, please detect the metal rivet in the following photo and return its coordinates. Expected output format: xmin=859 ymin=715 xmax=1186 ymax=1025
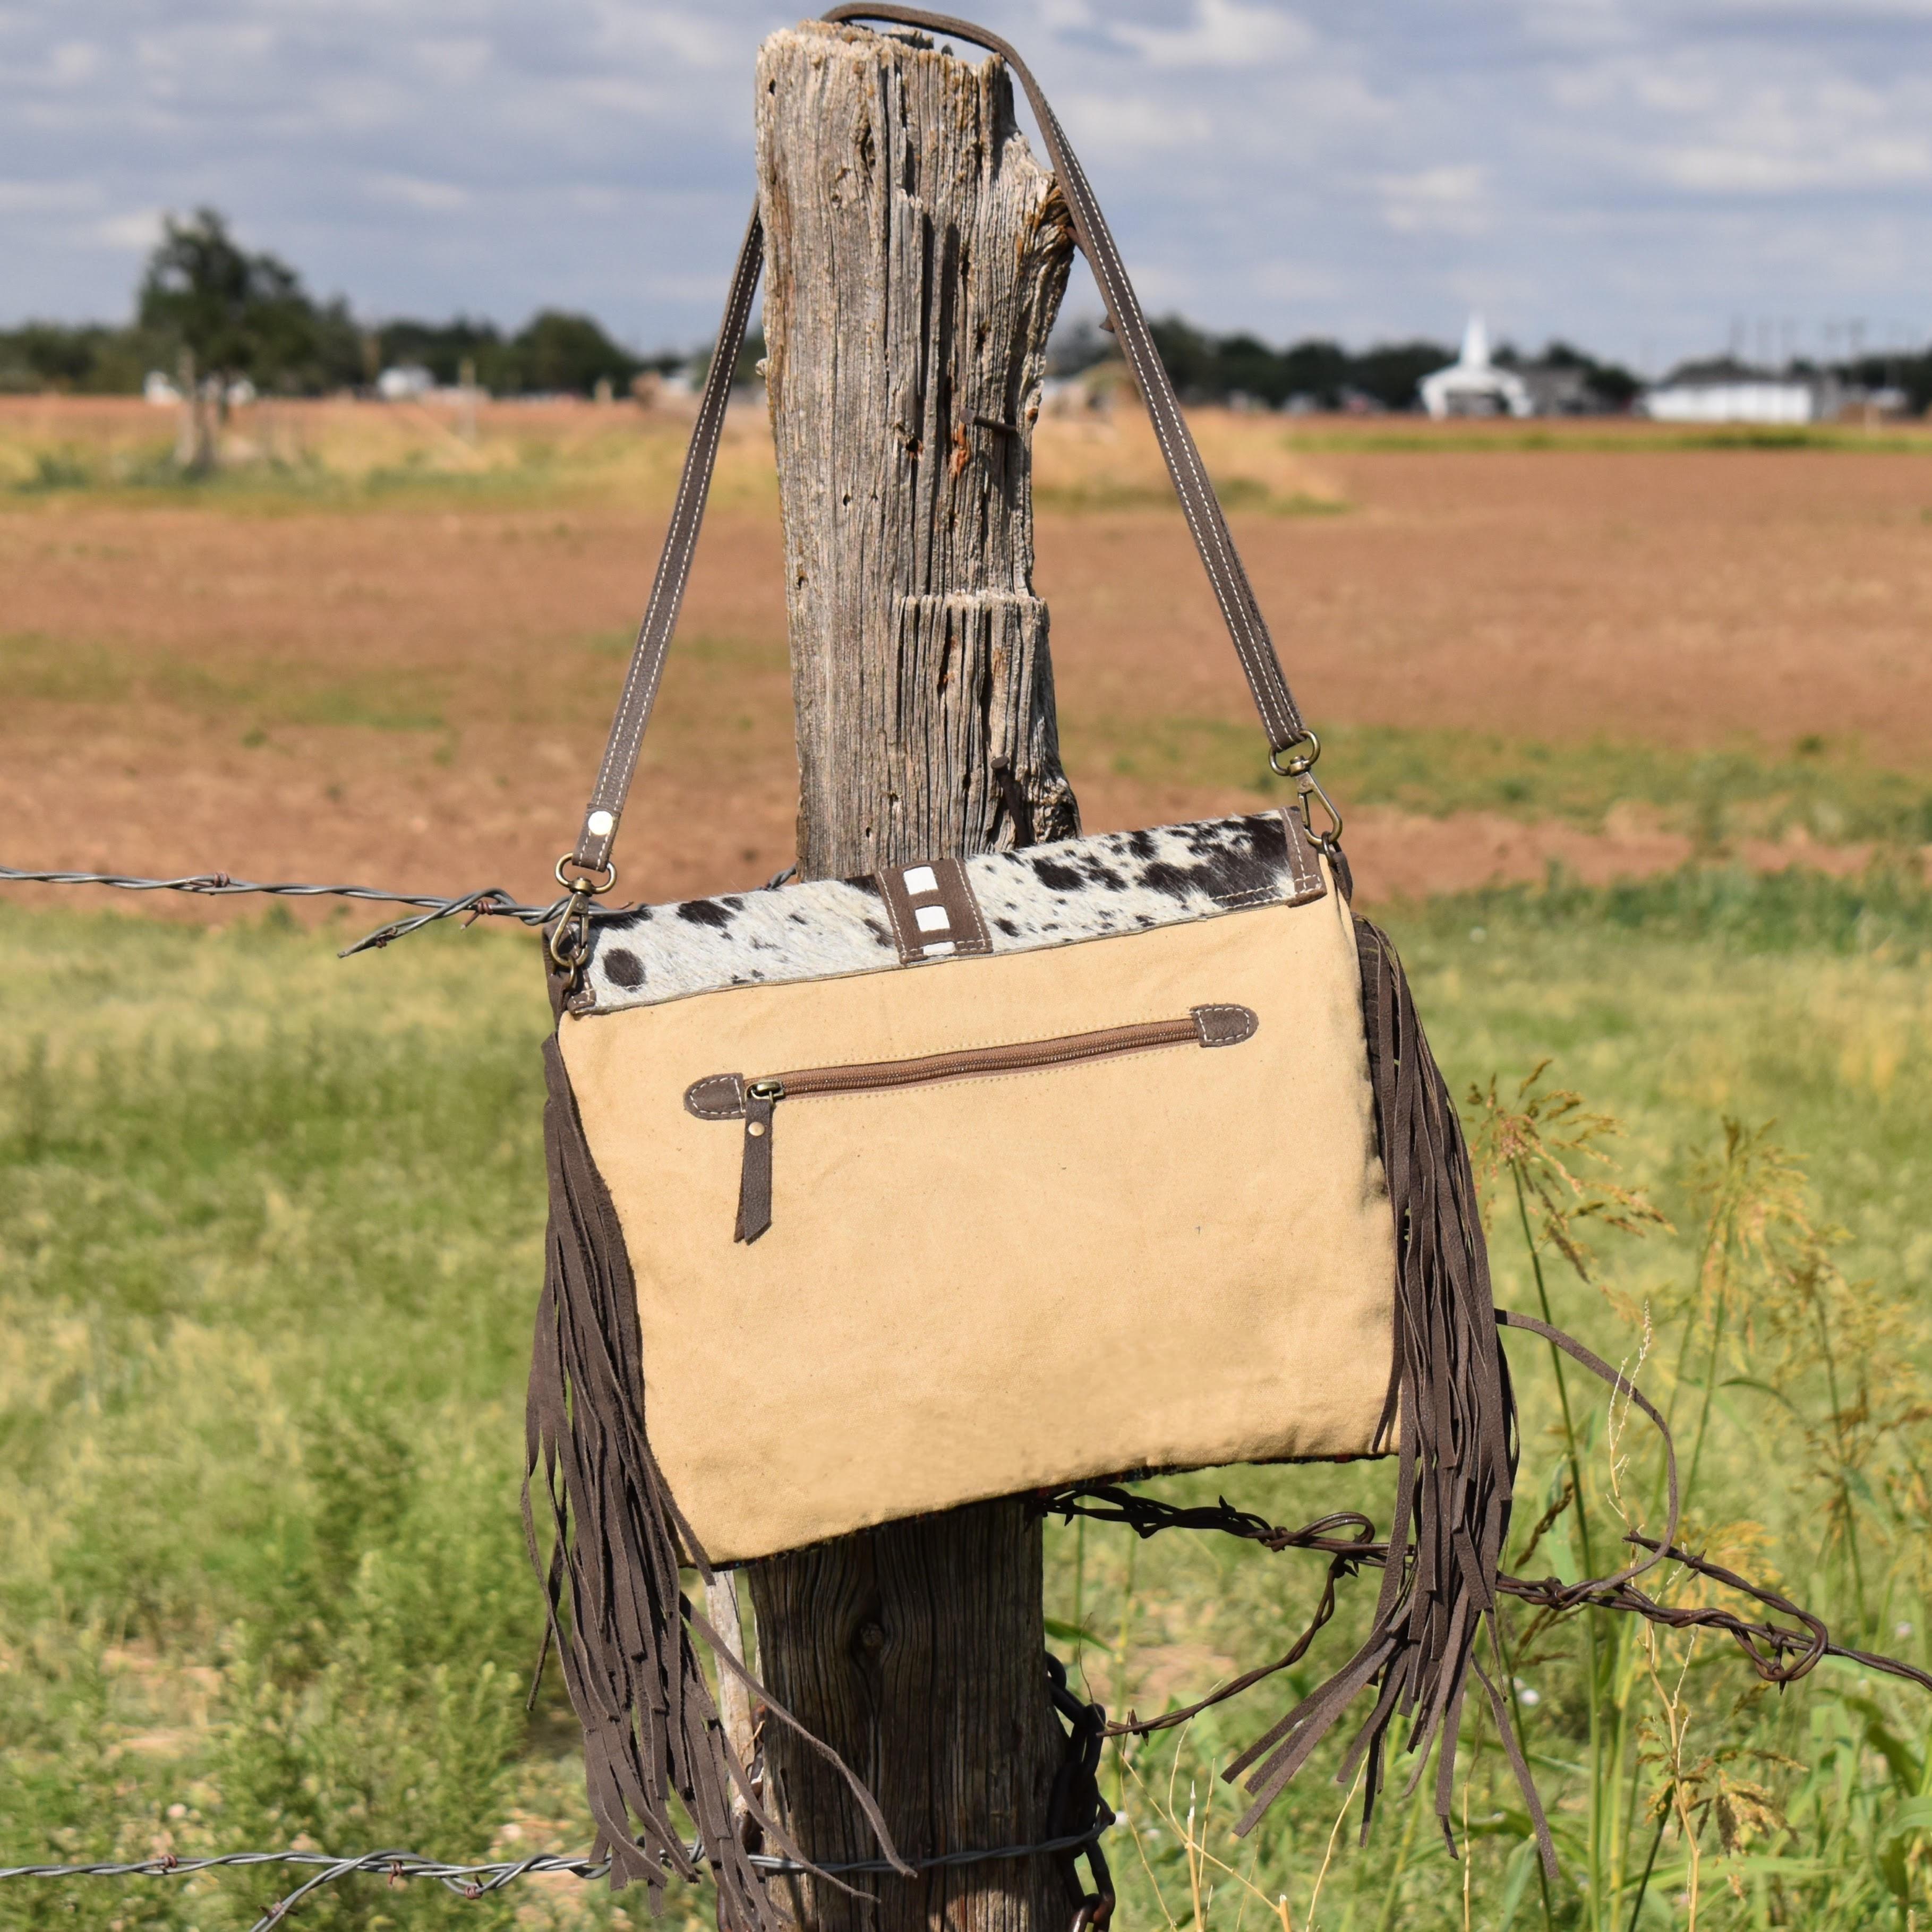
xmin=747 ymin=1121 xmax=766 ymax=1137
xmin=587 ymin=809 xmax=615 ymax=837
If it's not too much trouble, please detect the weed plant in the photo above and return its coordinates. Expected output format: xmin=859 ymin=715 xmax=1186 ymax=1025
xmin=2 ymin=871 xmax=1929 ymax=1930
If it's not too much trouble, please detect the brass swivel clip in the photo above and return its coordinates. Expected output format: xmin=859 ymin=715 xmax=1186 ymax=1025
xmin=1269 ymin=729 xmax=1344 ymax=852
xmin=548 ymin=853 xmax=618 ymax=979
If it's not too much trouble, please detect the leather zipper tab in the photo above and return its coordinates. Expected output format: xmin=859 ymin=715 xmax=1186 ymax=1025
xmin=689 ymin=1004 xmax=1258 ymax=1243
xmin=735 ymin=1090 xmax=775 ymax=1244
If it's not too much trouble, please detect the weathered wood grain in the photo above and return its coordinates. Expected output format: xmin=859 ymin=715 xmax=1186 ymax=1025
xmin=756 ymin=19 xmax=1079 ymax=881
xmin=746 ymin=21 xmax=1080 ymax=1932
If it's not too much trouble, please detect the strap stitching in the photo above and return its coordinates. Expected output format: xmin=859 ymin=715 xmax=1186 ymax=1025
xmin=1192 ymin=1002 xmax=1258 ymax=1045
xmin=874 ymin=870 xmax=919 ymax=964
xmin=686 ymin=1075 xmax=748 ymax=1119
xmin=1282 ymin=810 xmax=1322 ymax=900
xmin=576 ymin=12 xmax=1311 ymax=869
xmin=1030 ymin=90 xmax=1296 ymax=748
xmin=582 ymin=218 xmax=764 ymax=848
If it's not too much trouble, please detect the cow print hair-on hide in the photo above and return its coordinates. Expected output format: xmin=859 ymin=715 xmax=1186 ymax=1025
xmin=578 ymin=809 xmax=1324 ymax=1013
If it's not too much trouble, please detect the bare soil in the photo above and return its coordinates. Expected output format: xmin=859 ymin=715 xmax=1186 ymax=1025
xmin=5 ymin=398 xmax=1929 ymax=920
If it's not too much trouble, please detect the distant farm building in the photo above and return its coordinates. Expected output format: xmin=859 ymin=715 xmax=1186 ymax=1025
xmin=376 ymin=364 xmax=436 ymax=400
xmin=1639 ymin=360 xmax=1841 ymax=424
xmin=1419 ymin=317 xmax=1531 ymax=419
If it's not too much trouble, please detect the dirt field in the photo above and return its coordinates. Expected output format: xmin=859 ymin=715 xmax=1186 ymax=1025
xmin=4 ymin=396 xmax=1930 ymax=918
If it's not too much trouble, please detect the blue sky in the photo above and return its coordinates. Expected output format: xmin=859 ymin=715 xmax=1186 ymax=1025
xmin=4 ymin=0 xmax=1930 ymax=373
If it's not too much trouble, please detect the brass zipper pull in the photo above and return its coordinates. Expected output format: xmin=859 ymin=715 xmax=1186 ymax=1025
xmin=735 ymin=1083 xmax=781 ymax=1244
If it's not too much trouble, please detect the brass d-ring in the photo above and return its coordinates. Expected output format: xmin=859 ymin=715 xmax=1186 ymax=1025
xmin=1268 ymin=728 xmax=1321 ymax=781
xmin=554 ymin=854 xmax=618 ymax=895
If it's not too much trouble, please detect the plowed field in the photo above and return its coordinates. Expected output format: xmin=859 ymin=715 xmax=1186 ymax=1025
xmin=4 ymin=396 xmax=1929 ymax=918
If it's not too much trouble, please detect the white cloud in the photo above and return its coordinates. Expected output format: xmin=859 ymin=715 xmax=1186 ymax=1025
xmin=1 ymin=0 xmax=1929 ymax=366
xmin=367 ymin=173 xmax=471 ymax=211
xmin=412 ymin=37 xmax=493 ymax=87
xmin=0 ymin=179 xmax=98 ymax=212
xmin=1058 ymin=91 xmax=1220 ymax=159
xmin=1378 ymin=163 xmax=1491 ymax=236
xmin=1112 ymin=0 xmax=1312 ymax=70
xmin=1659 ymin=134 xmax=1932 ymax=192
xmin=90 ymin=208 xmax=164 ymax=251
xmin=46 ymin=40 xmax=100 ymax=84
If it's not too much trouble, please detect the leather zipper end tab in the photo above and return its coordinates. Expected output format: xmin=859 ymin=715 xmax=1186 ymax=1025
xmin=1191 ymin=1003 xmax=1259 ymax=1048
xmin=734 ymin=1092 xmax=776 ymax=1243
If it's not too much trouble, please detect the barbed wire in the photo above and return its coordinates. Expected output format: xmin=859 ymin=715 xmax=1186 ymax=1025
xmin=0 ymin=863 xmax=621 ymax=956
xmin=1048 ymin=1486 xmax=1932 ymax=1744
xmin=1 ymin=1814 xmax=1116 ymax=1931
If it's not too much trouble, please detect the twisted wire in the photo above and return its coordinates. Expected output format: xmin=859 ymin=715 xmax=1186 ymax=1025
xmin=1 ymin=1813 xmax=1116 ymax=1931
xmin=1046 ymin=1484 xmax=1932 ymax=1742
xmin=0 ymin=864 xmax=615 ymax=955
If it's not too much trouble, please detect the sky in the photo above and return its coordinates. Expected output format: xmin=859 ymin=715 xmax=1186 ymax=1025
xmin=4 ymin=0 xmax=1931 ymax=374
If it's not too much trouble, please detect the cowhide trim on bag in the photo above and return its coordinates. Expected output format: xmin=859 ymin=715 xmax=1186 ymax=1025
xmin=576 ymin=808 xmax=1326 ymax=1015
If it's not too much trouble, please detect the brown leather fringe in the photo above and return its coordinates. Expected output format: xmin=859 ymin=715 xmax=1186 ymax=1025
xmin=1226 ymin=916 xmax=1554 ymax=1877
xmin=524 ymin=1037 xmax=910 ymax=1930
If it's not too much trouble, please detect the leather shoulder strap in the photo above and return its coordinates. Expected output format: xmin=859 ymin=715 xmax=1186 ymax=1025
xmin=569 ymin=7 xmax=1309 ymax=878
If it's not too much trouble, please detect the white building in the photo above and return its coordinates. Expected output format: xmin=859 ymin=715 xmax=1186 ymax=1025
xmin=1419 ymin=316 xmax=1532 ymax=419
xmin=1639 ymin=362 xmax=1839 ymax=424
xmin=377 ymin=364 xmax=436 ymax=401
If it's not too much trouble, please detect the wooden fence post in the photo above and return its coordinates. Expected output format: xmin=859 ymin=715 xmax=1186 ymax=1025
xmin=746 ymin=21 xmax=1080 ymax=1932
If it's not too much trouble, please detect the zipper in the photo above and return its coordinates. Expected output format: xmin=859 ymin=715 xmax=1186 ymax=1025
xmin=685 ymin=1003 xmax=1258 ymax=1244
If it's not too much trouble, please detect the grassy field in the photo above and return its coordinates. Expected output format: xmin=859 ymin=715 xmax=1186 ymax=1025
xmin=5 ymin=398 xmax=1932 ymax=1930
xmin=4 ymin=867 xmax=1930 ymax=1932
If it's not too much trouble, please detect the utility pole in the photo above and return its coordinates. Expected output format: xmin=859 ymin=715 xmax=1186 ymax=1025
xmin=746 ymin=21 xmax=1080 ymax=1932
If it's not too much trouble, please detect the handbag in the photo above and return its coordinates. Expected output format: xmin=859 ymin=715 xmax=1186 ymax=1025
xmin=524 ymin=7 xmax=1515 ymax=1920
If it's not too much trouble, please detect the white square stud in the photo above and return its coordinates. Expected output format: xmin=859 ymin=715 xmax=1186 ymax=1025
xmin=914 ymin=904 xmax=951 ymax=933
xmin=902 ymin=865 xmax=938 ymax=895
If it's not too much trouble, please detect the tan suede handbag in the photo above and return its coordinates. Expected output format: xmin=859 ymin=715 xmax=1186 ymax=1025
xmin=524 ymin=7 xmax=1516 ymax=1920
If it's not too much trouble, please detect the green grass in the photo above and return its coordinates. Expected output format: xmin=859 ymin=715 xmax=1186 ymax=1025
xmin=0 ymin=632 xmax=449 ymax=734
xmin=3 ymin=871 xmax=1930 ymax=1929
xmin=1064 ymin=714 xmax=1932 ymax=849
xmin=0 ymin=423 xmax=758 ymax=520
xmin=1035 ymin=473 xmax=1348 ymax=516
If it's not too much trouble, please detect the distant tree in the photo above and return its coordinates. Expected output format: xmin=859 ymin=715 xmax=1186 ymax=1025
xmin=1147 ymin=315 xmax=1220 ymax=399
xmin=1214 ymin=332 xmax=1292 ymax=405
xmin=500 ymin=310 xmax=642 ymax=395
xmin=1839 ymin=349 xmax=1932 ymax=413
xmin=137 ymin=209 xmax=361 ymax=395
xmin=0 ymin=322 xmax=153 ymax=395
xmin=1045 ymin=317 xmax=1113 ymax=378
xmin=1276 ymin=339 xmax=1351 ymax=407
xmin=1347 ymin=340 xmax=1454 ymax=411
xmin=1145 ymin=319 xmax=1455 ymax=412
xmin=1540 ymin=338 xmax=1640 ymax=408
xmin=688 ymin=326 xmax=767 ymax=392
xmin=375 ymin=316 xmax=505 ymax=388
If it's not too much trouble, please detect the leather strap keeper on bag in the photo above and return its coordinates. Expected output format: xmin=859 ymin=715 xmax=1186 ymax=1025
xmin=522 ymin=11 xmax=1526 ymax=1929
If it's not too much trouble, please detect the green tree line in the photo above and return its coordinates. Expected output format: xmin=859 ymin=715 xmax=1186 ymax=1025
xmin=1051 ymin=315 xmax=1648 ymax=413
xmin=9 ymin=207 xmax=1929 ymax=413
xmin=0 ymin=210 xmax=664 ymax=400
